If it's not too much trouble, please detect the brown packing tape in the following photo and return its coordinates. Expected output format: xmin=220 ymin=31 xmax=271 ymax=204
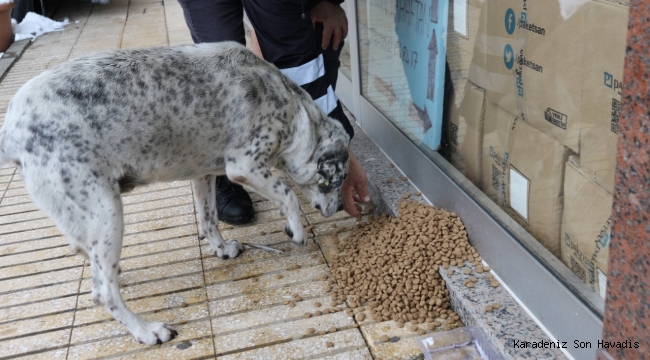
xmin=449 ymin=83 xmax=486 ymax=187
xmin=561 ymin=161 xmax=612 ymax=299
xmin=579 ymin=0 xmax=629 ymax=195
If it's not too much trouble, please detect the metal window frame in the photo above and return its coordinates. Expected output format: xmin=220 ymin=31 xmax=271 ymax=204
xmin=335 ymin=1 xmax=604 ymax=359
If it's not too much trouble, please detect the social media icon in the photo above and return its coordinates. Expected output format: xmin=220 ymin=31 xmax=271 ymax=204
xmin=604 ymin=72 xmax=613 ymax=88
xmin=503 ymin=44 xmax=514 ymax=69
xmin=505 ymin=9 xmax=516 ymax=34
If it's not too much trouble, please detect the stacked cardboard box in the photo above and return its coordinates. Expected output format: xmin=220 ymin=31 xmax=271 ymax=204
xmin=481 ymin=101 xmax=571 ymax=257
xmin=449 ymin=83 xmax=485 ymax=187
xmin=444 ymin=0 xmax=628 ymax=292
xmin=579 ymin=0 xmax=628 ymax=194
xmin=561 ymin=160 xmax=612 ymax=299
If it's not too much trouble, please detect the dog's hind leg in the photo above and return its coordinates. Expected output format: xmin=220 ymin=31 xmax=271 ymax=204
xmin=226 ymin=161 xmax=306 ymax=246
xmin=191 ymin=175 xmax=244 ymax=259
xmin=22 ymin=168 xmax=177 ymax=345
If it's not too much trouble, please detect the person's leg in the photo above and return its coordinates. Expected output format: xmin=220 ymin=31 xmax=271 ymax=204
xmin=177 ymin=0 xmax=255 ymax=224
xmin=242 ymin=0 xmax=354 ymax=138
xmin=177 ymin=0 xmax=246 ymax=45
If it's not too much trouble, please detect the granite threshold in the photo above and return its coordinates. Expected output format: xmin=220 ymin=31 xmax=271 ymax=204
xmin=347 ymin=120 xmax=567 ymax=360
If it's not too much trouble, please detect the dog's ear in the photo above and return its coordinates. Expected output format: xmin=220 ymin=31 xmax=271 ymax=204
xmin=316 ymin=150 xmax=349 ymax=193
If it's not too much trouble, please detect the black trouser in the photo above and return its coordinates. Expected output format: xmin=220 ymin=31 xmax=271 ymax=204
xmin=177 ymin=0 xmax=354 ymax=138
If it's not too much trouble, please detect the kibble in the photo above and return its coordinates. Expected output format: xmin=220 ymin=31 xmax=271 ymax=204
xmin=315 ymin=311 xmax=322 ymax=316
xmin=304 ymin=313 xmax=311 ymax=318
xmin=180 ymin=302 xmax=188 ymax=308
xmin=328 ymin=326 xmax=337 ymax=333
xmin=259 ymin=231 xmax=266 ymax=236
xmin=401 ymin=176 xmax=408 ymax=181
xmin=251 ymin=277 xmax=259 ymax=283
xmin=314 ymin=302 xmax=322 ymax=308
xmin=275 ymin=274 xmax=283 ymax=279
xmin=427 ymin=324 xmax=436 ymax=330
xmin=464 ymin=269 xmax=471 ymax=275
xmin=380 ymin=335 xmax=390 ymax=343
xmin=417 ymin=329 xmax=426 ymax=335
xmin=306 ymin=328 xmax=315 ymax=334
xmin=325 ymin=201 xmax=473 ymax=331
xmin=288 ymin=302 xmax=296 ymax=307
xmin=491 ymin=281 xmax=500 ymax=287
xmin=415 ymin=192 xmax=422 ymax=196
xmin=491 ymin=303 xmax=501 ymax=309
xmin=357 ymin=313 xmax=366 ymax=321
xmin=387 ymin=178 xmax=393 ymax=183
xmin=326 ymin=342 xmax=334 ymax=348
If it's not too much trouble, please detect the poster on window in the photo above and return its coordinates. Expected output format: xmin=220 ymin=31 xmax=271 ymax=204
xmin=363 ymin=0 xmax=448 ymax=150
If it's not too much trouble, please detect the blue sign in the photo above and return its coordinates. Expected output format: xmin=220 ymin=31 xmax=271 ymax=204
xmin=503 ymin=44 xmax=514 ymax=69
xmin=505 ymin=8 xmax=516 ymax=34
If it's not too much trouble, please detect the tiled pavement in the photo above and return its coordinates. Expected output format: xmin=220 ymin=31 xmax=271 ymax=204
xmin=0 ymin=0 xmax=449 ymax=358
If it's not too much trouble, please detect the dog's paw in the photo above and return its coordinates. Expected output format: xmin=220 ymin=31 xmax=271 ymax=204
xmin=286 ymin=223 xmax=306 ymax=246
xmin=213 ymin=239 xmax=244 ymax=260
xmin=133 ymin=321 xmax=178 ymax=345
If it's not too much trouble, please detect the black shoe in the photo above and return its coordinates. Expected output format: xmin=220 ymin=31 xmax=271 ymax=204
xmin=216 ymin=175 xmax=255 ymax=224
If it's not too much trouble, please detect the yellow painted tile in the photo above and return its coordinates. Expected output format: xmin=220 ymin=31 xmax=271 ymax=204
xmin=79 ymin=273 xmax=204 ymax=306
xmin=0 ymin=282 xmax=78 ymax=308
xmin=203 ymin=252 xmax=325 ymax=284
xmin=122 ymin=183 xmax=192 ymax=206
xmin=0 ymin=245 xmax=73 ymax=267
xmin=0 ymin=168 xmax=15 ymax=176
xmin=207 ymin=280 xmax=329 ymax=317
xmin=0 ymin=311 xmax=75 ymax=341
xmin=2 ymin=186 xmax=28 ymax=197
xmin=0 ymin=209 xmax=46 ymax=226
xmin=217 ymin=328 xmax=367 ymax=359
xmin=74 ymin=287 xmax=206 ymax=326
xmin=215 ymin=312 xmax=355 ymax=354
xmin=207 ymin=264 xmax=329 ymax=298
xmin=0 ymin=266 xmax=82 ymax=293
xmin=71 ymin=300 xmax=208 ymax=344
xmin=0 ymin=329 xmax=70 ymax=358
xmin=0 ymin=226 xmax=62 ymax=246
xmin=7 ymin=179 xmax=24 ymax=189
xmin=123 ymin=204 xmax=195 ymax=225
xmin=123 ymin=195 xmax=194 ymax=215
xmin=212 ymin=294 xmax=346 ymax=335
xmin=120 ymin=235 xmax=198 ymax=259
xmin=17 ymin=348 xmax=69 ymax=359
xmin=0 ymin=217 xmax=57 ymax=235
xmin=201 ymin=242 xmax=320 ymax=271
xmin=0 ymin=295 xmax=76 ymax=324
xmin=0 ymin=195 xmax=38 ymax=211
xmin=359 ymin=320 xmax=437 ymax=360
xmin=111 ymin=335 xmax=215 ymax=360
xmin=122 ymin=182 xmax=189 ymax=196
xmin=0 ymin=236 xmax=69 ymax=255
xmin=67 ymin=319 xmax=213 ymax=359
xmin=123 ymin=222 xmax=196 ymax=247
xmin=0 ymin=254 xmax=83 ymax=278
xmin=124 ymin=213 xmax=196 ymax=234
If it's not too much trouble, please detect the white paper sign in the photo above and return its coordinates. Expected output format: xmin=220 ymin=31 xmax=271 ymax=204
xmin=454 ymin=0 xmax=468 ymax=37
xmin=509 ymin=168 xmax=529 ymax=220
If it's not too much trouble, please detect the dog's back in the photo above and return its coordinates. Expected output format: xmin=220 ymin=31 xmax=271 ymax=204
xmin=0 ymin=41 xmax=304 ymax=182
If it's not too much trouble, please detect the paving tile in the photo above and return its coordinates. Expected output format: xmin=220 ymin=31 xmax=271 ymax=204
xmin=123 ymin=222 xmax=196 ymax=247
xmin=0 ymin=254 xmax=83 ymax=279
xmin=0 ymin=209 xmax=46 ymax=226
xmin=0 ymin=244 xmax=73 ymax=267
xmin=201 ymin=242 xmax=320 ymax=271
xmin=217 ymin=328 xmax=368 ymax=359
xmin=0 ymin=311 xmax=75 ymax=341
xmin=0 ymin=295 xmax=77 ymax=324
xmin=0 ymin=329 xmax=71 ymax=358
xmin=67 ymin=319 xmax=214 ymax=359
xmin=0 ymin=282 xmax=79 ymax=308
xmin=0 ymin=266 xmax=83 ymax=293
xmin=71 ymin=300 xmax=208 ymax=344
xmin=0 ymin=236 xmax=69 ymax=255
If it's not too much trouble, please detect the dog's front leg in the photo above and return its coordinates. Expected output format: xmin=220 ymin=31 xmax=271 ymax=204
xmin=226 ymin=163 xmax=306 ymax=246
xmin=191 ymin=175 xmax=244 ymax=259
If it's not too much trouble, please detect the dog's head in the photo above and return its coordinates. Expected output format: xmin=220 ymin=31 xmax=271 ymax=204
xmin=287 ymin=107 xmax=350 ymax=217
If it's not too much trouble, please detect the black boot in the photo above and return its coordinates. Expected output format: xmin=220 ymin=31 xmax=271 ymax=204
xmin=216 ymin=175 xmax=255 ymax=224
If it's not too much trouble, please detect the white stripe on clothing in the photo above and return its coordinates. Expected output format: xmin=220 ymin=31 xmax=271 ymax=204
xmin=279 ymin=54 xmax=325 ymax=86
xmin=313 ymin=85 xmax=338 ymax=115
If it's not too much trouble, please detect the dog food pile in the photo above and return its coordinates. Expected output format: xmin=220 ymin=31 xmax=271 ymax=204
xmin=326 ymin=200 xmax=483 ymax=327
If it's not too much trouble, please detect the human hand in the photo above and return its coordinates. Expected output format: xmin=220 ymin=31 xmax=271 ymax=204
xmin=310 ymin=1 xmax=348 ymax=51
xmin=341 ymin=149 xmax=371 ymax=218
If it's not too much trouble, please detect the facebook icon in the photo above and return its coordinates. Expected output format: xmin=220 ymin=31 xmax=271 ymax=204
xmin=505 ymin=9 xmax=516 ymax=35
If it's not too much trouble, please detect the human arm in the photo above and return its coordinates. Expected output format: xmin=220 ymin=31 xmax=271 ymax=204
xmin=310 ymin=1 xmax=348 ymax=51
xmin=341 ymin=148 xmax=371 ymax=218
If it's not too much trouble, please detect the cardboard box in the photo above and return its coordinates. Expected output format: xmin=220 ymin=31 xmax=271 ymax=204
xmin=449 ymin=83 xmax=486 ymax=187
xmin=561 ymin=161 xmax=612 ymax=299
xmin=469 ymin=0 xmax=587 ymax=153
xmin=446 ymin=0 xmax=486 ymax=103
xmin=481 ymin=101 xmax=572 ymax=257
xmin=579 ymin=0 xmax=629 ymax=195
